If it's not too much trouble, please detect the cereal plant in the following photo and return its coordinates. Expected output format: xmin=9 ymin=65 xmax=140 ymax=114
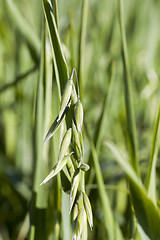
xmin=0 ymin=0 xmax=160 ymax=239
xmin=41 ymin=68 xmax=93 ymax=239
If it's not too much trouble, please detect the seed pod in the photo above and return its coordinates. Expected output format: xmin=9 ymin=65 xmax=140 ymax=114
xmin=69 ymin=146 xmax=79 ymax=169
xmin=40 ymin=155 xmax=68 ymax=185
xmin=78 ymin=131 xmax=84 ymax=155
xmin=57 ymin=128 xmax=72 ymax=165
xmin=57 ymin=79 xmax=73 ymax=122
xmin=72 ymin=203 xmax=79 ymax=222
xmin=72 ymin=121 xmax=82 ymax=161
xmin=74 ymin=100 xmax=83 ymax=132
xmin=73 ymin=211 xmax=87 ymax=240
xmin=71 ymin=82 xmax=78 ymax=104
xmin=43 ymin=105 xmax=69 ymax=143
xmin=76 ymin=210 xmax=85 ymax=239
xmin=70 ymin=169 xmax=80 ymax=213
xmin=76 ymin=193 xmax=87 ymax=240
xmin=66 ymin=156 xmax=75 ymax=178
xmin=79 ymin=163 xmax=90 ymax=172
xmin=83 ymin=191 xmax=93 ymax=230
xmin=78 ymin=210 xmax=87 ymax=240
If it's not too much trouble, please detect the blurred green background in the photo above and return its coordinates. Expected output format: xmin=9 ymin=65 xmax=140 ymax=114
xmin=0 ymin=0 xmax=160 ymax=239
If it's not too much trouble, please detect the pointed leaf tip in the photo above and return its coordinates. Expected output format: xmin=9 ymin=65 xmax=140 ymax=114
xmin=40 ymin=181 xmax=45 ymax=186
xmin=43 ymin=106 xmax=69 ymax=143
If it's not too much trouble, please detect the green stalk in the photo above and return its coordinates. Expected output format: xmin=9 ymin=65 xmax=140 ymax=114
xmin=5 ymin=0 xmax=40 ymax=62
xmin=43 ymin=2 xmax=72 ymax=239
xmin=105 ymin=140 xmax=160 ymax=240
xmin=94 ymin=62 xmax=115 ymax=154
xmin=78 ymin=0 xmax=89 ymax=99
xmin=146 ymin=105 xmax=160 ymax=204
xmin=43 ymin=0 xmax=69 ymax=92
xmin=30 ymin=25 xmax=47 ymax=240
xmin=53 ymin=0 xmax=59 ymax=31
xmin=86 ymin=62 xmax=116 ymax=194
xmin=89 ymin=141 xmax=114 ymax=239
xmin=118 ymin=0 xmax=140 ymax=176
xmin=85 ymin=127 xmax=123 ymax=240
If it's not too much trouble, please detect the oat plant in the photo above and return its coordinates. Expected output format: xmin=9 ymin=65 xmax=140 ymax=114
xmin=1 ymin=0 xmax=160 ymax=239
xmin=41 ymin=68 xmax=93 ymax=240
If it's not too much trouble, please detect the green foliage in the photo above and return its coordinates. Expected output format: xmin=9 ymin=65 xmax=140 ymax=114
xmin=0 ymin=0 xmax=160 ymax=239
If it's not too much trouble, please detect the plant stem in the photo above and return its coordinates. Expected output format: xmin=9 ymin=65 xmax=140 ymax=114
xmin=118 ymin=0 xmax=140 ymax=176
xmin=78 ymin=0 xmax=89 ymax=99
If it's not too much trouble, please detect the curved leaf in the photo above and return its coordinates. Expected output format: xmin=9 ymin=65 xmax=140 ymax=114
xmin=105 ymin=141 xmax=160 ymax=240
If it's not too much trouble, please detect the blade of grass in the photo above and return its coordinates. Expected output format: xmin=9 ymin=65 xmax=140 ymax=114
xmin=47 ymin=85 xmax=62 ymax=240
xmin=43 ymin=25 xmax=53 ymax=141
xmin=5 ymin=0 xmax=40 ymax=62
xmin=78 ymin=0 xmax=89 ymax=98
xmin=118 ymin=0 xmax=140 ymax=176
xmin=86 ymin=62 xmax=116 ymax=194
xmin=146 ymin=105 xmax=160 ymax=204
xmin=85 ymin=129 xmax=124 ymax=240
xmin=105 ymin=140 xmax=160 ymax=240
xmin=62 ymin=192 xmax=72 ymax=240
xmin=104 ymin=141 xmax=143 ymax=188
xmin=42 ymin=2 xmax=72 ymax=239
xmin=93 ymin=61 xmax=116 ymax=154
xmin=43 ymin=0 xmax=69 ymax=92
xmin=41 ymin=24 xmax=62 ymax=240
xmin=30 ymin=25 xmax=47 ymax=240
xmin=52 ymin=0 xmax=59 ymax=31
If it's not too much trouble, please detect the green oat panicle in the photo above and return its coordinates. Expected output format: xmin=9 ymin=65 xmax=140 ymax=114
xmin=41 ymin=69 xmax=93 ymax=239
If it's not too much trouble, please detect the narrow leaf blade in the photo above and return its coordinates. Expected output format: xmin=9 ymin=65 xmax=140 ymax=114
xmin=146 ymin=105 xmax=160 ymax=203
xmin=105 ymin=140 xmax=160 ymax=239
xmin=43 ymin=0 xmax=69 ymax=90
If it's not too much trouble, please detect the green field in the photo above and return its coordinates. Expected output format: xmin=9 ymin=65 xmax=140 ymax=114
xmin=0 ymin=0 xmax=160 ymax=239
